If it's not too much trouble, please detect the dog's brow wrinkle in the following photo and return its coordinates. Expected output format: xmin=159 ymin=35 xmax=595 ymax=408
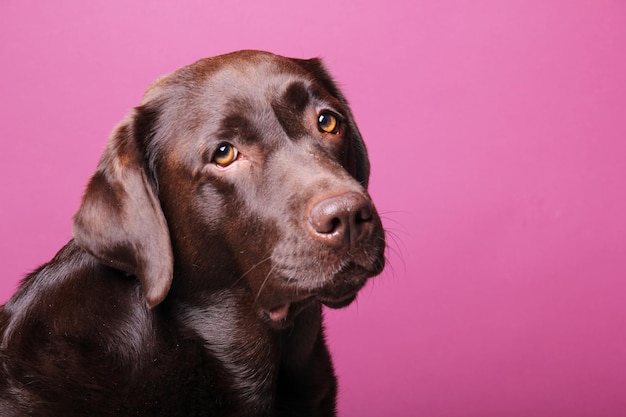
xmin=217 ymin=112 xmax=258 ymax=143
xmin=271 ymin=100 xmax=309 ymax=140
xmin=282 ymin=81 xmax=310 ymax=113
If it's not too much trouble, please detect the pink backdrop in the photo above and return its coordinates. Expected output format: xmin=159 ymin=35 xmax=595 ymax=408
xmin=1 ymin=1 xmax=625 ymax=415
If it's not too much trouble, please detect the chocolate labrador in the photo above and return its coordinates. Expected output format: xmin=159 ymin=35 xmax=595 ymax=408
xmin=0 ymin=50 xmax=385 ymax=416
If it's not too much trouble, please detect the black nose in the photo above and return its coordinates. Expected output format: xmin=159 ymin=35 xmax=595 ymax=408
xmin=307 ymin=192 xmax=373 ymax=248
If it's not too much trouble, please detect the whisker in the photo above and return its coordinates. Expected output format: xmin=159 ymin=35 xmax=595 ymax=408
xmin=379 ymin=211 xmax=409 ymax=231
xmin=229 ymin=255 xmax=273 ymax=289
xmin=385 ymin=230 xmax=407 ymax=259
xmin=241 ymin=256 xmax=273 ymax=280
xmin=254 ymin=264 xmax=278 ymax=305
xmin=381 ymin=227 xmax=408 ymax=281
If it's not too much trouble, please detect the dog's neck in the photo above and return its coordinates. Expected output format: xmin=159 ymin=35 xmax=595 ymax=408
xmin=172 ymin=288 xmax=327 ymax=413
xmin=173 ymin=289 xmax=280 ymax=410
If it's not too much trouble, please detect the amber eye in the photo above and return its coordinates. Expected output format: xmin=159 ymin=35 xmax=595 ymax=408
xmin=318 ymin=112 xmax=340 ymax=134
xmin=213 ymin=143 xmax=239 ymax=167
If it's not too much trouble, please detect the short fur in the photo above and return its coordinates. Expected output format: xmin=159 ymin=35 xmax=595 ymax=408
xmin=0 ymin=50 xmax=385 ymax=417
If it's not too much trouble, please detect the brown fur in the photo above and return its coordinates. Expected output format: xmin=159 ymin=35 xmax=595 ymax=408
xmin=0 ymin=50 xmax=385 ymax=417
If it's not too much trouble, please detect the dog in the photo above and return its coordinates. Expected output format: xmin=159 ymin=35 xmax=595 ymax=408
xmin=0 ymin=50 xmax=385 ymax=417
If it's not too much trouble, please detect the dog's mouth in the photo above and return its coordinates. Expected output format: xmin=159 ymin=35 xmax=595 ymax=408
xmin=260 ymin=281 xmax=365 ymax=328
xmin=257 ymin=259 xmax=383 ymax=328
xmin=261 ymin=296 xmax=358 ymax=332
xmin=262 ymin=291 xmax=357 ymax=324
xmin=260 ymin=297 xmax=317 ymax=329
xmin=266 ymin=303 xmax=291 ymax=322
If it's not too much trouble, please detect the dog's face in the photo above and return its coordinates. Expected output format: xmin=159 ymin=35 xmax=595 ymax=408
xmin=73 ymin=51 xmax=385 ymax=326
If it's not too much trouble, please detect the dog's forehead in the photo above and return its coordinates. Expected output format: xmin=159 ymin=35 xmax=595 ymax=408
xmin=213 ymin=65 xmax=307 ymax=105
xmin=143 ymin=51 xmax=337 ymax=113
xmin=205 ymin=62 xmax=334 ymax=118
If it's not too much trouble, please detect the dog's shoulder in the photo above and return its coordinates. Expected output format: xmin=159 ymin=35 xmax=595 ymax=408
xmin=1 ymin=240 xmax=150 ymax=352
xmin=0 ymin=240 xmax=179 ymax=389
xmin=0 ymin=241 xmax=220 ymax=415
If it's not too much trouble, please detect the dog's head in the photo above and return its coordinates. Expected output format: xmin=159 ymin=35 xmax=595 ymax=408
xmin=73 ymin=50 xmax=385 ymax=324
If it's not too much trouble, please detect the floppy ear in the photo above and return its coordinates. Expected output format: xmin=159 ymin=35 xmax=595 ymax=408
xmin=72 ymin=110 xmax=173 ymax=308
xmin=291 ymin=57 xmax=371 ymax=188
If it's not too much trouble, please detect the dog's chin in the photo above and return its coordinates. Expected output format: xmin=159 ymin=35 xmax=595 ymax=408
xmin=314 ymin=267 xmax=373 ymax=309
xmin=317 ymin=293 xmax=358 ymax=309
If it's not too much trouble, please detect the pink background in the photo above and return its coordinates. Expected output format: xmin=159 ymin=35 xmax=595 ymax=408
xmin=1 ymin=1 xmax=626 ymax=415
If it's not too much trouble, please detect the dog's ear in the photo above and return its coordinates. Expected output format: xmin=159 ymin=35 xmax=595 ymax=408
xmin=291 ymin=57 xmax=371 ymax=188
xmin=73 ymin=109 xmax=173 ymax=308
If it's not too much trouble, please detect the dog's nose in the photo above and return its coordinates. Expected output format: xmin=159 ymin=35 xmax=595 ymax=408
xmin=307 ymin=192 xmax=373 ymax=247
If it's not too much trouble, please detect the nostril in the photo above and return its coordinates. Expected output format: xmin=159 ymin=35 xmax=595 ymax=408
xmin=308 ymin=204 xmax=348 ymax=235
xmin=356 ymin=205 xmax=373 ymax=224
xmin=306 ymin=192 xmax=374 ymax=247
xmin=329 ymin=217 xmax=342 ymax=233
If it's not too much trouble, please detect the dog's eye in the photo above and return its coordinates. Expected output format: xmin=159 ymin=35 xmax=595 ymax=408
xmin=213 ymin=143 xmax=239 ymax=167
xmin=318 ymin=112 xmax=340 ymax=134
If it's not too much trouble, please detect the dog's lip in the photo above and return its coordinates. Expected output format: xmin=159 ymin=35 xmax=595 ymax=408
xmin=261 ymin=296 xmax=315 ymax=323
xmin=266 ymin=303 xmax=291 ymax=322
